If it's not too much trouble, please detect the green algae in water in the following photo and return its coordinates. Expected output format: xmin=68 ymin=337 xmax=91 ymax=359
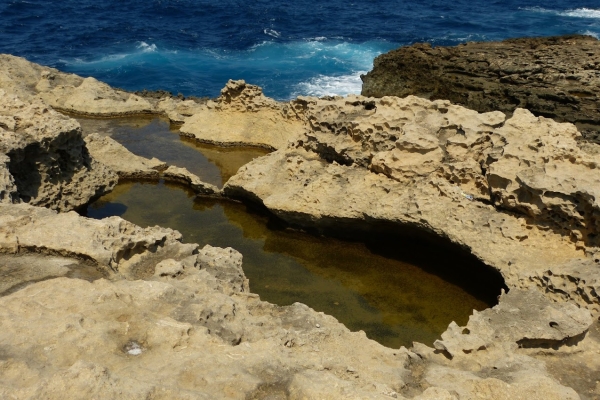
xmin=88 ymin=181 xmax=498 ymax=348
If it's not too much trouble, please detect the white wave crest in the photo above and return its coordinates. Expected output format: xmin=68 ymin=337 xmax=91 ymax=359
xmin=263 ymin=29 xmax=281 ymax=38
xmin=583 ymin=30 xmax=600 ymax=39
xmin=562 ymin=8 xmax=600 ymax=19
xmin=293 ymin=72 xmax=366 ymax=98
xmin=137 ymin=41 xmax=157 ymax=52
xmin=522 ymin=7 xmax=600 ymax=19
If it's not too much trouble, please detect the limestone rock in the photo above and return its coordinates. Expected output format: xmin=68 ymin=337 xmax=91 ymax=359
xmin=0 ymin=54 xmax=209 ymax=119
xmin=0 ymin=90 xmax=117 ymax=211
xmin=424 ymin=366 xmax=579 ymax=400
xmin=0 ymin=203 xmax=412 ymax=399
xmin=433 ymin=289 xmax=593 ymax=358
xmin=361 ymin=35 xmax=600 ymax=139
xmin=487 ymin=108 xmax=600 ymax=246
xmin=180 ymin=80 xmax=305 ymax=149
xmin=156 ymin=97 xmax=208 ymax=124
xmin=85 ymin=133 xmax=167 ymax=180
xmin=162 ymin=165 xmax=219 ymax=195
xmin=153 ymin=258 xmax=185 ymax=278
xmin=40 ymin=76 xmax=155 ymax=116
xmin=224 ymin=93 xmax=600 ymax=309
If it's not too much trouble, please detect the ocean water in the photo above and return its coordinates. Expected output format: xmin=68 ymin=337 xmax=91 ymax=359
xmin=1 ymin=0 xmax=599 ymax=100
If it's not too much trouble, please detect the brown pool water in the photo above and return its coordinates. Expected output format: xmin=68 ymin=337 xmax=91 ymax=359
xmin=77 ymin=115 xmax=269 ymax=186
xmin=82 ymin=116 xmax=504 ymax=348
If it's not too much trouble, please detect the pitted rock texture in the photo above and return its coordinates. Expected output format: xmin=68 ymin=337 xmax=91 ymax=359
xmin=225 ymin=95 xmax=600 ymax=305
xmin=0 ymin=203 xmax=414 ymax=400
xmin=361 ymin=35 xmax=600 ymax=139
xmin=0 ymin=90 xmax=116 ymax=211
xmin=1 ymin=57 xmax=599 ymax=398
xmin=180 ymin=80 xmax=305 ymax=149
xmin=433 ymin=289 xmax=593 ymax=358
xmin=219 ymin=88 xmax=600 ymax=398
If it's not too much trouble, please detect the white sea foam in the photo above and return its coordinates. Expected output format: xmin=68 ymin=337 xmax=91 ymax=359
xmin=522 ymin=7 xmax=600 ymax=19
xmin=137 ymin=41 xmax=157 ymax=52
xmin=583 ymin=30 xmax=600 ymax=39
xmin=293 ymin=72 xmax=366 ymax=98
xmin=562 ymin=8 xmax=600 ymax=19
xmin=263 ymin=29 xmax=281 ymax=38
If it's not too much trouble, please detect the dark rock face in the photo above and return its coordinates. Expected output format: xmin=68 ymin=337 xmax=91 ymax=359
xmin=361 ymin=35 xmax=600 ymax=139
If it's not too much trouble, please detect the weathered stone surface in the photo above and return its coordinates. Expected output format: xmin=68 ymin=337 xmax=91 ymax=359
xmin=219 ymin=87 xmax=600 ymax=398
xmin=85 ymin=133 xmax=167 ymax=180
xmin=433 ymin=289 xmax=593 ymax=358
xmin=0 ymin=203 xmax=184 ymax=274
xmin=1 ymin=55 xmax=598 ymax=398
xmin=156 ymin=97 xmax=208 ymax=124
xmin=0 ymin=54 xmax=155 ymax=117
xmin=0 ymin=203 xmax=413 ymax=399
xmin=0 ymin=90 xmax=117 ymax=211
xmin=224 ymin=95 xmax=598 ymax=304
xmin=180 ymin=80 xmax=305 ymax=149
xmin=162 ymin=165 xmax=220 ymax=195
xmin=486 ymin=109 xmax=600 ymax=246
xmin=361 ymin=35 xmax=600 ymax=138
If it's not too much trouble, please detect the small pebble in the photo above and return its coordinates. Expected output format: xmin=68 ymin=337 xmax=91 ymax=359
xmin=316 ymin=323 xmax=321 ymax=328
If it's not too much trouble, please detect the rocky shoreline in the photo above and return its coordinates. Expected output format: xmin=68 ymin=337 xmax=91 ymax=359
xmin=361 ymin=35 xmax=600 ymax=141
xmin=1 ymin=48 xmax=599 ymax=399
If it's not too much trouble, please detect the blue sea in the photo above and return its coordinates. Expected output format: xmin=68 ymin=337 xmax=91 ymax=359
xmin=1 ymin=0 xmax=599 ymax=100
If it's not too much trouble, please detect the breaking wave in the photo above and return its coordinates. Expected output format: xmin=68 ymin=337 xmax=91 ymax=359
xmin=61 ymin=39 xmax=395 ymax=100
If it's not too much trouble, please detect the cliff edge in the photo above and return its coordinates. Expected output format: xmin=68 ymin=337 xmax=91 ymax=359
xmin=361 ymin=35 xmax=600 ymax=140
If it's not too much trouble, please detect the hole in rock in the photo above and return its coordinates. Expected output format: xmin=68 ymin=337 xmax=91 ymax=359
xmin=82 ymin=116 xmax=506 ymax=349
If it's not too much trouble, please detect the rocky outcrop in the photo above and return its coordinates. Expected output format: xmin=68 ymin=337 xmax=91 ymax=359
xmin=85 ymin=133 xmax=167 ymax=180
xmin=225 ymin=95 xmax=600 ymax=300
xmin=0 ymin=54 xmax=155 ymax=116
xmin=0 ymin=89 xmax=116 ymax=211
xmin=2 ymin=56 xmax=600 ymax=398
xmin=85 ymin=134 xmax=220 ymax=195
xmin=162 ymin=165 xmax=220 ymax=195
xmin=361 ymin=35 xmax=600 ymax=138
xmin=0 ymin=203 xmax=413 ymax=399
xmin=180 ymin=80 xmax=305 ymax=149
xmin=222 ymin=90 xmax=600 ymax=399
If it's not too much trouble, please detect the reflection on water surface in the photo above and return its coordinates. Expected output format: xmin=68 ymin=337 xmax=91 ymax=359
xmin=88 ymin=180 xmax=501 ymax=348
xmin=77 ymin=115 xmax=269 ymax=186
xmin=80 ymin=115 xmax=503 ymax=348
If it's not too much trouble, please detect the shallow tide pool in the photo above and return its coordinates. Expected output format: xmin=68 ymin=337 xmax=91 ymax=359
xmin=83 ymin=116 xmax=503 ymax=348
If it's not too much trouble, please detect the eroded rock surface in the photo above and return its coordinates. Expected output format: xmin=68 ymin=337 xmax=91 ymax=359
xmin=0 ymin=54 xmax=155 ymax=116
xmin=0 ymin=90 xmax=116 ymax=211
xmin=180 ymin=80 xmax=305 ymax=149
xmin=361 ymin=35 xmax=600 ymax=138
xmin=2 ymin=56 xmax=600 ymax=398
xmin=85 ymin=133 xmax=167 ymax=180
xmin=220 ymin=90 xmax=600 ymax=398
xmin=0 ymin=203 xmax=413 ymax=399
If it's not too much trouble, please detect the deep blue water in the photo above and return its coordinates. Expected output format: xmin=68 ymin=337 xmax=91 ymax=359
xmin=1 ymin=0 xmax=599 ymax=99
